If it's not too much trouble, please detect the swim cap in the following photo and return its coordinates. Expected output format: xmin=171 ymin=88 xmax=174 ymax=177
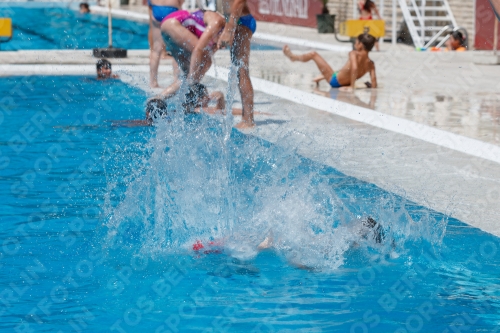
xmin=146 ymin=98 xmax=168 ymax=121
xmin=182 ymin=83 xmax=208 ymax=113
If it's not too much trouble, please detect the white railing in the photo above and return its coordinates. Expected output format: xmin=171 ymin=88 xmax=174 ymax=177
xmin=394 ymin=0 xmax=458 ymax=48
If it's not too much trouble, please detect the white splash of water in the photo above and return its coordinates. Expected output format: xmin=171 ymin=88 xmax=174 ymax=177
xmin=102 ymin=88 xmax=448 ymax=271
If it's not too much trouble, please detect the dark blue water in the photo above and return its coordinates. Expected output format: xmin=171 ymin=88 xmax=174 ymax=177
xmin=0 ymin=5 xmax=279 ymax=51
xmin=1 ymin=75 xmax=500 ymax=332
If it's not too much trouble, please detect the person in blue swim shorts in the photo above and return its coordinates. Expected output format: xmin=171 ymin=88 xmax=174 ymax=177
xmin=217 ymin=0 xmax=257 ymax=129
xmin=148 ymin=0 xmax=181 ymax=88
xmin=283 ymin=33 xmax=378 ymax=92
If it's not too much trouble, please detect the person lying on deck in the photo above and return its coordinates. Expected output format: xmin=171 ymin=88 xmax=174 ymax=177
xmin=283 ymin=33 xmax=378 ymax=92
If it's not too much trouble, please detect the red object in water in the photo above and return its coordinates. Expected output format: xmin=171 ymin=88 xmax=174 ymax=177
xmin=192 ymin=239 xmax=224 ymax=254
xmin=193 ymin=240 xmax=204 ymax=251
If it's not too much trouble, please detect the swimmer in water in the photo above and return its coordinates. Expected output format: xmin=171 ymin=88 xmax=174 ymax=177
xmin=79 ymin=2 xmax=90 ymax=14
xmin=193 ymin=216 xmax=387 ymax=258
xmin=113 ymin=83 xmax=254 ymax=127
xmin=96 ymin=59 xmax=119 ymax=80
xmin=111 ymin=98 xmax=170 ymax=127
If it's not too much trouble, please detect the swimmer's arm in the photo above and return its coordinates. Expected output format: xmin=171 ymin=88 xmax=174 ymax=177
xmin=369 ymin=61 xmax=377 ymax=88
xmin=188 ymin=13 xmax=224 ymax=83
xmin=217 ymin=0 xmax=245 ymax=48
xmin=158 ymin=78 xmax=181 ymax=99
xmin=349 ymin=51 xmax=358 ymax=90
xmin=112 ymin=119 xmax=151 ymax=127
xmin=196 ymin=91 xmax=226 ymax=115
xmin=209 ymin=91 xmax=225 ymax=110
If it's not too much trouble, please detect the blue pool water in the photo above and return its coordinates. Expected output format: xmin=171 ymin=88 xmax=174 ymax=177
xmin=0 ymin=5 xmax=279 ymax=51
xmin=1 ymin=75 xmax=500 ymax=332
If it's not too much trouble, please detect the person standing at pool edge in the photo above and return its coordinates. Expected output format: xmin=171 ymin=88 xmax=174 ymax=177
xmin=217 ymin=0 xmax=256 ymax=129
xmin=158 ymin=10 xmax=226 ymax=99
xmin=148 ymin=0 xmax=182 ymax=88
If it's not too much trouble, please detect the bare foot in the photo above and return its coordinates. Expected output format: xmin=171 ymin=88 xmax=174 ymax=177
xmin=312 ymin=75 xmax=324 ymax=86
xmin=235 ymin=120 xmax=255 ymax=129
xmin=283 ymin=45 xmax=297 ymax=61
xmin=257 ymin=237 xmax=272 ymax=250
xmin=150 ymin=82 xmax=160 ymax=88
xmin=257 ymin=231 xmax=274 ymax=250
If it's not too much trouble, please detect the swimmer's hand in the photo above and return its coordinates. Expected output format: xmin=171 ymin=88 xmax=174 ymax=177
xmin=217 ymin=25 xmax=235 ymax=49
xmin=154 ymin=93 xmax=165 ymax=101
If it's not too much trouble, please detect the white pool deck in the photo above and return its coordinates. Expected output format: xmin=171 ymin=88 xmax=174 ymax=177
xmin=2 ymin=9 xmax=500 ymax=238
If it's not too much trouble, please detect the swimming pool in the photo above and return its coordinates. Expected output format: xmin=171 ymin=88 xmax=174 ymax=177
xmin=0 ymin=4 xmax=279 ymax=51
xmin=1 ymin=75 xmax=500 ymax=332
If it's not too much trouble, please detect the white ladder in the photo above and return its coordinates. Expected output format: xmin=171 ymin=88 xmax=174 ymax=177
xmin=397 ymin=0 xmax=457 ymax=48
xmin=183 ymin=0 xmax=216 ymax=11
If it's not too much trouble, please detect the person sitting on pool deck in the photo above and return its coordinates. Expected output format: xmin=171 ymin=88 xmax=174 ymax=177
xmin=217 ymin=0 xmax=258 ymax=129
xmin=79 ymin=2 xmax=90 ymax=14
xmin=147 ymin=0 xmax=181 ymax=88
xmin=283 ymin=33 xmax=378 ymax=92
xmin=96 ymin=59 xmax=119 ymax=80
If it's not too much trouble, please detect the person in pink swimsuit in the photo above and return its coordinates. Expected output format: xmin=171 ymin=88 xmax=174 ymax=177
xmin=163 ymin=10 xmax=207 ymax=39
xmin=158 ymin=10 xmax=225 ymax=100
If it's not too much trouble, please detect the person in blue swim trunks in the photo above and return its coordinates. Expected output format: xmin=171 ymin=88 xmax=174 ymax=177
xmin=283 ymin=33 xmax=378 ymax=92
xmin=148 ymin=0 xmax=181 ymax=88
xmin=217 ymin=0 xmax=257 ymax=129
